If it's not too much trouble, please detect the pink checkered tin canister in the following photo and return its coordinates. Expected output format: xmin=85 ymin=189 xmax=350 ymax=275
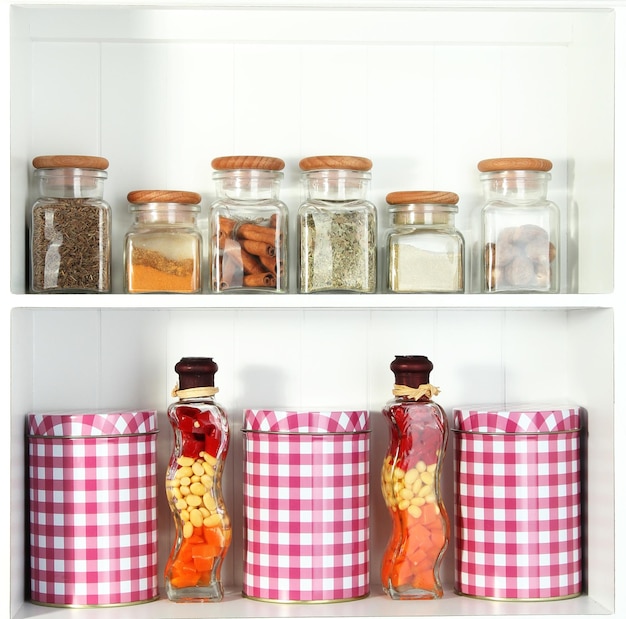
xmin=242 ymin=409 xmax=370 ymax=603
xmin=27 ymin=410 xmax=159 ymax=607
xmin=453 ymin=405 xmax=583 ymax=601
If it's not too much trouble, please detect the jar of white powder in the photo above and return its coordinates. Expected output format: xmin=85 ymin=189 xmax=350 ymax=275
xmin=385 ymin=191 xmax=464 ymax=293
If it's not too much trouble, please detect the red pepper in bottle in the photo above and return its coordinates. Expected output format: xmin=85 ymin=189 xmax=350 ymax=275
xmin=165 ymin=357 xmax=231 ymax=602
xmin=381 ymin=355 xmax=449 ymax=599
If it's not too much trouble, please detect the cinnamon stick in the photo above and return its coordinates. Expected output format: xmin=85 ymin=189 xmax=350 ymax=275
xmin=239 ymin=247 xmax=264 ymax=275
xmin=238 ymin=222 xmax=281 ymax=246
xmin=243 ymin=272 xmax=276 ymax=287
xmin=240 ymin=239 xmax=275 ymax=257
xmin=258 ymin=253 xmax=278 ymax=275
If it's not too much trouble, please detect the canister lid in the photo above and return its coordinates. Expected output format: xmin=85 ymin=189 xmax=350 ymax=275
xmin=477 ymin=157 xmax=552 ymax=172
xmin=386 ymin=191 xmax=459 ymax=205
xmin=211 ymin=155 xmax=285 ymax=171
xmin=244 ymin=409 xmax=370 ymax=433
xmin=127 ymin=190 xmax=202 ymax=205
xmin=453 ymin=405 xmax=580 ymax=433
xmin=32 ymin=155 xmax=109 ymax=170
xmin=299 ymin=155 xmax=372 ymax=172
xmin=27 ymin=409 xmax=158 ymax=438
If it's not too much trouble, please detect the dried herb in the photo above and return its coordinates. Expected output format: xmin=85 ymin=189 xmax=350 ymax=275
xmin=31 ymin=198 xmax=111 ymax=292
xmin=301 ymin=208 xmax=376 ymax=292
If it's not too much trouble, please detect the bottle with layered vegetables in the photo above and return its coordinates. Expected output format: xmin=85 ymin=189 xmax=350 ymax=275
xmin=165 ymin=357 xmax=231 ymax=602
xmin=381 ymin=355 xmax=449 ymax=599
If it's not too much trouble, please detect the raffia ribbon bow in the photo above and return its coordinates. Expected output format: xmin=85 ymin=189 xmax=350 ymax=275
xmin=171 ymin=384 xmax=219 ymax=399
xmin=392 ymin=383 xmax=440 ymax=401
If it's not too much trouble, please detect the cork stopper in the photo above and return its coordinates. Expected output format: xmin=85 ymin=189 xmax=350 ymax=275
xmin=299 ymin=155 xmax=372 ymax=172
xmin=390 ymin=355 xmax=433 ymax=390
xmin=127 ymin=190 xmax=202 ymax=205
xmin=477 ymin=157 xmax=553 ymax=172
xmin=386 ymin=191 xmax=459 ymax=205
xmin=175 ymin=357 xmax=218 ymax=390
xmin=211 ymin=156 xmax=285 ymax=171
xmin=32 ymin=155 xmax=109 ymax=170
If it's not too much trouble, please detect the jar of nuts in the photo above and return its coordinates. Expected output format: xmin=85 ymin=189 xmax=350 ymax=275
xmin=381 ymin=355 xmax=449 ymax=600
xmin=478 ymin=157 xmax=560 ymax=293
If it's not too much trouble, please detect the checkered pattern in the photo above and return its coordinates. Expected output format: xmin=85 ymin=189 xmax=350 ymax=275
xmin=28 ymin=410 xmax=158 ymax=437
xmin=242 ymin=409 xmax=370 ymax=602
xmin=454 ymin=407 xmax=580 ymax=433
xmin=28 ymin=411 xmax=159 ymax=607
xmin=453 ymin=407 xmax=582 ymax=600
xmin=244 ymin=409 xmax=370 ymax=433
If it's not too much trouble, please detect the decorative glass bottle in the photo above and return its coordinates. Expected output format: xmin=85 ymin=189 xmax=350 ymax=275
xmin=165 ymin=357 xmax=231 ymax=602
xmin=30 ymin=155 xmax=111 ymax=293
xmin=381 ymin=355 xmax=449 ymax=600
xmin=209 ymin=156 xmax=288 ymax=292
xmin=124 ymin=190 xmax=202 ymax=293
xmin=478 ymin=157 xmax=560 ymax=293
xmin=298 ymin=155 xmax=377 ymax=293
xmin=386 ymin=191 xmax=465 ymax=293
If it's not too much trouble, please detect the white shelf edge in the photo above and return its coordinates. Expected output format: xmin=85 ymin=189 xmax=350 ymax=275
xmin=7 ymin=0 xmax=626 ymax=9
xmin=11 ymin=590 xmax=614 ymax=619
xmin=8 ymin=292 xmax=616 ymax=311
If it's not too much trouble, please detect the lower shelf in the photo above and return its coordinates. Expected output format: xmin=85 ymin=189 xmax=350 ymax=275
xmin=13 ymin=590 xmax=611 ymax=619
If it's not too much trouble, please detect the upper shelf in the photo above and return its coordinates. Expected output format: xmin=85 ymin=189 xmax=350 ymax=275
xmin=8 ymin=3 xmax=616 ymax=297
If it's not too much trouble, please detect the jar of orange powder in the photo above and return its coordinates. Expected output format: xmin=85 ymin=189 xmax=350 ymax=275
xmin=124 ymin=190 xmax=203 ymax=293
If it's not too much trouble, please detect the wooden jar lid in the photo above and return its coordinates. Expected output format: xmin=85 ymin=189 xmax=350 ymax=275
xmin=127 ymin=190 xmax=202 ymax=205
xmin=299 ymin=155 xmax=372 ymax=171
xmin=477 ymin=157 xmax=552 ymax=172
xmin=211 ymin=156 xmax=285 ymax=171
xmin=32 ymin=155 xmax=109 ymax=170
xmin=386 ymin=190 xmax=459 ymax=205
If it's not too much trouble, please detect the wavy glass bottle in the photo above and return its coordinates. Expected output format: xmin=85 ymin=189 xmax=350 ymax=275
xmin=209 ymin=156 xmax=288 ymax=292
xmin=165 ymin=357 xmax=231 ymax=602
xmin=381 ymin=355 xmax=449 ymax=599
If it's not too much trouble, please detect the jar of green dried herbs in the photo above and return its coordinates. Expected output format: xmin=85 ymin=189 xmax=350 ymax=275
xmin=298 ymin=155 xmax=377 ymax=293
xmin=30 ymin=155 xmax=112 ymax=293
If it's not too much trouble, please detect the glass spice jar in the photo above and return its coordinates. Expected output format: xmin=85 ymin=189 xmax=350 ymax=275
xmin=30 ymin=155 xmax=111 ymax=293
xmin=381 ymin=355 xmax=449 ymax=600
xmin=478 ymin=157 xmax=560 ymax=293
xmin=124 ymin=190 xmax=202 ymax=293
xmin=165 ymin=357 xmax=231 ymax=602
xmin=386 ymin=191 xmax=465 ymax=293
xmin=298 ymin=155 xmax=377 ymax=293
xmin=209 ymin=156 xmax=288 ymax=293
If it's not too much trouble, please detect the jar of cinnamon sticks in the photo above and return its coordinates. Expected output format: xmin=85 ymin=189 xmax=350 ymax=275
xmin=124 ymin=190 xmax=203 ymax=293
xmin=209 ymin=156 xmax=288 ymax=293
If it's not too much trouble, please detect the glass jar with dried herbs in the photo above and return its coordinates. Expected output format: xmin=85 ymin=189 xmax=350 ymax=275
xmin=30 ymin=155 xmax=112 ymax=293
xmin=298 ymin=155 xmax=377 ymax=293
xmin=386 ymin=191 xmax=465 ymax=293
xmin=124 ymin=190 xmax=203 ymax=294
xmin=209 ymin=156 xmax=288 ymax=293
